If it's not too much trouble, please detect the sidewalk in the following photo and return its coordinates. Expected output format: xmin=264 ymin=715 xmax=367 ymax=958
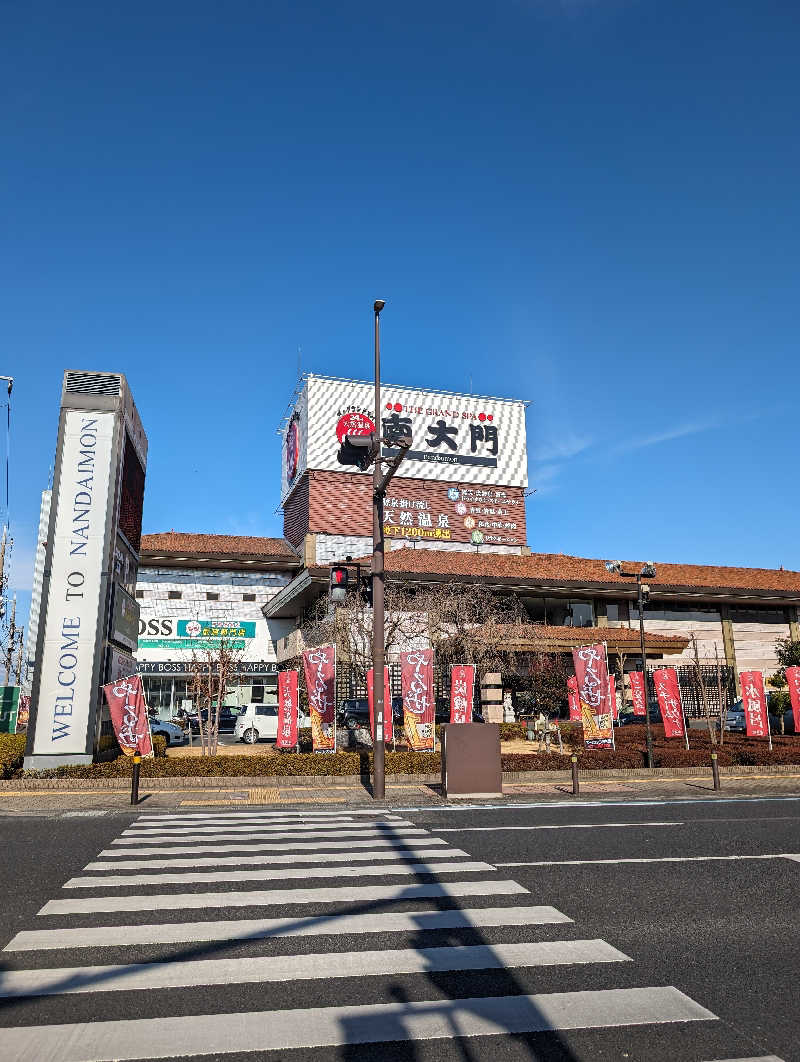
xmin=0 ymin=770 xmax=798 ymax=813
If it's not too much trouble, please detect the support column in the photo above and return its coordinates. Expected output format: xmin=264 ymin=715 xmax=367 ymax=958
xmin=787 ymin=606 xmax=800 ymax=642
xmin=720 ymin=605 xmax=740 ymax=696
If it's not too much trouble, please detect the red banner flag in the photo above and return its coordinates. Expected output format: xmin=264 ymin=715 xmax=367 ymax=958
xmin=401 ymin=649 xmax=435 ymax=750
xmin=740 ymin=670 xmax=769 ymax=738
xmin=786 ymin=666 xmax=800 ymax=734
xmin=277 ymin=670 xmax=299 ymax=749
xmin=572 ymin=643 xmax=614 ymax=749
xmin=450 ymin=664 xmax=475 ymax=724
xmin=102 ymin=674 xmax=153 ymax=757
xmin=629 ymin=671 xmax=647 ymax=716
xmin=607 ymin=675 xmax=618 ymax=721
xmin=302 ymin=646 xmax=336 ymax=752
xmin=367 ymin=666 xmax=393 ymax=743
xmin=653 ymin=667 xmax=685 ymax=738
xmin=567 ymin=675 xmax=581 ymax=722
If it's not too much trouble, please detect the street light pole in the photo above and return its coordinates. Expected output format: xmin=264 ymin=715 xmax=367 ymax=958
xmin=372 ymin=300 xmax=386 ymax=800
xmin=636 ymin=574 xmax=654 ymax=769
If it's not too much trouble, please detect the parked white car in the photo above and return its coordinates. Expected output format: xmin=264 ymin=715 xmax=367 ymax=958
xmin=234 ymin=704 xmax=310 ymax=744
xmin=149 ymin=718 xmax=187 ymax=747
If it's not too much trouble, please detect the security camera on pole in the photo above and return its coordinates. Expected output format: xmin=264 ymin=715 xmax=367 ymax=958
xmin=335 ymin=301 xmax=411 ymax=799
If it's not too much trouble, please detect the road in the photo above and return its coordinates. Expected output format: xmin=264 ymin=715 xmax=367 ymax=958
xmin=0 ymin=795 xmax=796 ymax=1061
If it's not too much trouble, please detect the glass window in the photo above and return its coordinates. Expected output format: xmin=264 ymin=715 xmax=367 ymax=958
xmin=606 ymin=603 xmax=620 ymax=621
xmin=243 ymin=593 xmax=256 ymax=602
xmin=521 ymin=596 xmax=546 ymax=623
xmin=256 ymin=706 xmax=278 ymax=717
xmin=135 ymin=590 xmax=145 ymax=599
xmin=168 ymin=591 xmax=182 ymax=600
xmin=729 ymin=607 xmax=787 ymax=624
xmin=631 ymin=602 xmax=720 ymax=623
xmin=569 ymin=600 xmax=594 ymax=627
xmin=206 ymin=592 xmax=219 ymax=601
xmin=544 ymin=599 xmax=594 ymax=627
xmin=250 ymin=684 xmax=265 ymax=703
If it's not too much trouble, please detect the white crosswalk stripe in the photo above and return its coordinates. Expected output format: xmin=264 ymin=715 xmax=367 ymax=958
xmin=1 ymin=808 xmax=765 ymax=1062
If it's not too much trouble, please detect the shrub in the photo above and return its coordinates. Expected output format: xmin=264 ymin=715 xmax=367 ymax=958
xmin=152 ymin=735 xmax=168 ymax=758
xmin=654 ymin=748 xmax=734 ymax=768
xmin=0 ymin=733 xmax=26 ymax=779
xmin=499 ymin=722 xmax=526 ymax=741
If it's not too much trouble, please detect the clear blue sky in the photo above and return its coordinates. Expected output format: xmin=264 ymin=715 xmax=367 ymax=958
xmin=4 ymin=1 xmax=800 ymax=632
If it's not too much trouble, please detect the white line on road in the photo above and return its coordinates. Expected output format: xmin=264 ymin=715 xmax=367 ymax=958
xmin=496 ymin=854 xmax=800 ymax=867
xmin=65 ymin=860 xmax=496 ymax=888
xmin=40 ymin=879 xmax=528 ymax=915
xmin=119 ymin=822 xmax=413 ymax=840
xmin=0 ymin=940 xmax=630 ymax=997
xmin=7 ymin=905 xmax=569 ymax=952
xmin=396 ymin=796 xmax=800 ymax=813
xmin=123 ymin=820 xmax=413 ymax=837
xmin=440 ymin=822 xmax=683 ymax=832
xmin=0 ymin=987 xmax=717 ymax=1060
xmin=100 ymin=833 xmax=433 ymax=857
xmin=85 ymin=847 xmax=467 ymax=871
xmin=137 ymin=815 xmax=405 ymax=824
xmin=110 ymin=826 xmax=423 ymax=846
xmin=702 ymin=1056 xmax=785 ymax=1061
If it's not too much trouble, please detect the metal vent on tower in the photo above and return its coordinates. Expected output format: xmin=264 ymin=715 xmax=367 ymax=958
xmin=64 ymin=371 xmax=121 ymax=396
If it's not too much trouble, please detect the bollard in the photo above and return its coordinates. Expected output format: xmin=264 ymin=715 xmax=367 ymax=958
xmin=131 ymin=753 xmax=141 ymax=806
xmin=710 ymin=751 xmax=720 ymax=791
xmin=571 ymin=754 xmax=579 ymax=797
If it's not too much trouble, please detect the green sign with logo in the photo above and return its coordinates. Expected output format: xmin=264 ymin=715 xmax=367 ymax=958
xmin=0 ymin=686 xmax=20 ymax=734
xmin=137 ymin=638 xmax=248 ymax=651
xmin=176 ymin=620 xmax=256 ymax=639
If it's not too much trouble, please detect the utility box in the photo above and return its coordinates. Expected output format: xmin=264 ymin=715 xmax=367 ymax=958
xmin=440 ymin=723 xmax=502 ymax=799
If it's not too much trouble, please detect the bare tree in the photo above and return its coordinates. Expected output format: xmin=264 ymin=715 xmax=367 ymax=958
xmin=186 ymin=637 xmax=244 ymax=756
xmin=690 ymin=633 xmax=717 ymax=746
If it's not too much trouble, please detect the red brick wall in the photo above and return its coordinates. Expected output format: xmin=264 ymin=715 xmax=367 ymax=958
xmin=294 ymin=470 xmax=526 ymax=548
xmin=283 ymin=473 xmax=310 ymax=547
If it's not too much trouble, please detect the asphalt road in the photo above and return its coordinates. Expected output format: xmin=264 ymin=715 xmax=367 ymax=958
xmin=0 ymin=795 xmax=797 ymax=1061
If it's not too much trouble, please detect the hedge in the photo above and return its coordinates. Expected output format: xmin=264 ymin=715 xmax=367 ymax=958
xmin=0 ymin=734 xmax=26 ymax=779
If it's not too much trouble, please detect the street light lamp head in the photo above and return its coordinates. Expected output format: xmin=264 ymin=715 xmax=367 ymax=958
xmin=373 ymin=300 xmax=386 ymax=313
xmin=605 ymin=560 xmax=622 ymax=574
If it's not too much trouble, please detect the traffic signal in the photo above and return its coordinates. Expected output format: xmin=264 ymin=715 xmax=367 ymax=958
xmin=330 ymin=565 xmax=349 ymax=603
xmin=337 ymin=433 xmax=376 ymax=471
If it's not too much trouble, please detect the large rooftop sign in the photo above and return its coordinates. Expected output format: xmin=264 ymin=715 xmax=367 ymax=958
xmin=281 ymin=375 xmax=528 ymax=503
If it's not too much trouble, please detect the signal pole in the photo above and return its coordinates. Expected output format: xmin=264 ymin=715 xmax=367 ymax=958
xmin=372 ymin=300 xmax=386 ymax=799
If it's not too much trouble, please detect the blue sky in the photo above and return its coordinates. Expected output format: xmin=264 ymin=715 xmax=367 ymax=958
xmin=4 ymin=1 xmax=800 ymax=632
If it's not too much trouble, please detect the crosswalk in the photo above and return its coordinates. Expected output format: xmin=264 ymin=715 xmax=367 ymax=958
xmin=0 ymin=808 xmax=783 ymax=1061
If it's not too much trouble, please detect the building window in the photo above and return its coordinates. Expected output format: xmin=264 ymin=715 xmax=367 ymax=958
xmin=243 ymin=593 xmax=256 ymax=602
xmin=521 ymin=596 xmax=594 ymax=627
xmin=729 ymin=607 xmax=787 ymax=624
xmin=631 ymin=602 xmax=721 ymax=623
xmin=135 ymin=590 xmax=145 ymax=599
xmin=168 ymin=590 xmax=182 ymax=600
xmin=206 ymin=592 xmax=219 ymax=601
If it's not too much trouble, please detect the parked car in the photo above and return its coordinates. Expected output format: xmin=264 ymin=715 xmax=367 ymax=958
xmin=618 ymin=707 xmax=662 ymax=726
xmin=148 ymin=717 xmax=187 ymax=747
xmin=337 ymin=697 xmax=404 ymax=730
xmin=189 ymin=706 xmax=243 ymax=734
xmin=234 ymin=704 xmax=311 ymax=744
xmin=723 ymin=700 xmax=795 ymax=734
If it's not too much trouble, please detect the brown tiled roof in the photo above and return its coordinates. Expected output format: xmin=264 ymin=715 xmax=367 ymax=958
xmin=489 ymin=623 xmax=687 ymax=652
xmin=370 ymin=548 xmax=800 ymax=596
xmin=141 ymin=532 xmax=299 ymax=560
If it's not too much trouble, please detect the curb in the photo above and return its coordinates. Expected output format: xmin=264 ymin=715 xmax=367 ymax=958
xmin=2 ymin=764 xmax=800 ymax=792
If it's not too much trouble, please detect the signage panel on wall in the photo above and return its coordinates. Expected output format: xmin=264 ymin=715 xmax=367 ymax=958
xmin=111 ymin=583 xmax=139 ymax=652
xmin=383 ymin=483 xmax=526 ymax=547
xmin=281 ymin=375 xmax=528 ymax=503
xmin=136 ymin=660 xmax=279 ymax=676
xmin=32 ymin=410 xmax=115 ymax=757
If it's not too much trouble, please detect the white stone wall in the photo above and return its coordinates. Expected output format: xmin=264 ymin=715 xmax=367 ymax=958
xmin=23 ymin=490 xmax=51 ymax=694
xmin=732 ymin=619 xmax=790 ymax=676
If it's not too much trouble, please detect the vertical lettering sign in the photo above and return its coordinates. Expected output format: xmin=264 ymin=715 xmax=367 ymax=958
xmin=33 ymin=411 xmax=115 ymax=756
xmin=302 ymin=646 xmax=336 ymax=752
xmin=102 ymin=675 xmax=153 ymax=757
xmin=367 ymin=666 xmax=393 ymax=743
xmin=629 ymin=671 xmax=647 ymax=716
xmin=401 ymin=649 xmax=435 ymax=750
xmin=740 ymin=670 xmax=769 ymax=738
xmin=450 ymin=664 xmax=475 ymax=724
xmin=786 ymin=666 xmax=800 ymax=734
xmin=566 ymin=675 xmax=581 ymax=722
xmin=572 ymin=644 xmax=614 ymax=749
xmin=653 ymin=667 xmax=686 ymax=738
xmin=277 ymin=670 xmax=299 ymax=749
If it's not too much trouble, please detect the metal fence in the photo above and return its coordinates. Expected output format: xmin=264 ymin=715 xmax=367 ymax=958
xmin=646 ymin=664 xmax=737 ymax=718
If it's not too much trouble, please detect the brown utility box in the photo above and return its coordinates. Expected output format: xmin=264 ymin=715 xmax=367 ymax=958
xmin=440 ymin=723 xmax=502 ymax=799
